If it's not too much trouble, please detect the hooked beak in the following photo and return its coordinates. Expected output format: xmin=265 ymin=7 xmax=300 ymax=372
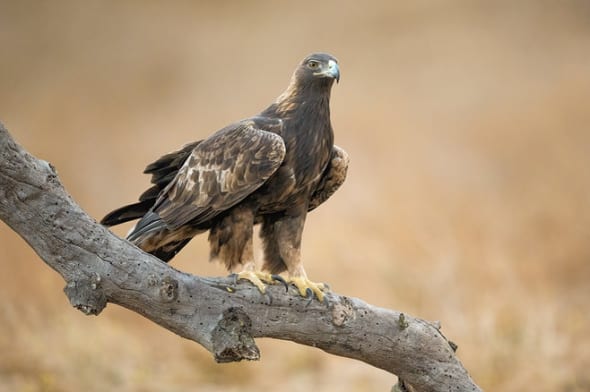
xmin=316 ymin=59 xmax=340 ymax=83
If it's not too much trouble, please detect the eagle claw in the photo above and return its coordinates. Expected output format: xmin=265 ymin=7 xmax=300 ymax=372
xmin=230 ymin=271 xmax=290 ymax=294
xmin=288 ymin=276 xmax=328 ymax=302
xmin=270 ymin=274 xmax=289 ymax=291
xmin=230 ymin=271 xmax=266 ymax=294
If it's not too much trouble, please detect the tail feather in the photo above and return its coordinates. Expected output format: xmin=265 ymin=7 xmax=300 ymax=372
xmin=127 ymin=211 xmax=167 ymax=242
xmin=127 ymin=214 xmax=202 ymax=263
xmin=100 ymin=140 xmax=202 ymax=263
xmin=150 ymin=238 xmax=192 ymax=262
xmin=100 ymin=199 xmax=154 ymax=226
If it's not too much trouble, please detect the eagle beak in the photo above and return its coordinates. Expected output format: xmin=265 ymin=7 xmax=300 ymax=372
xmin=315 ymin=60 xmax=340 ymax=83
xmin=327 ymin=60 xmax=340 ymax=83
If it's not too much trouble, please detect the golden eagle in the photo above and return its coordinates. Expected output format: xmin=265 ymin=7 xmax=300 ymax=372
xmin=101 ymin=53 xmax=348 ymax=301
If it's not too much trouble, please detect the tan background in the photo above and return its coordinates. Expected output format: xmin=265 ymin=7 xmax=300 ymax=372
xmin=1 ymin=1 xmax=589 ymax=391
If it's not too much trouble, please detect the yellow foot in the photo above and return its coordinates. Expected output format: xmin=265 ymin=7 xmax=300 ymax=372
xmin=231 ymin=271 xmax=285 ymax=294
xmin=288 ymin=277 xmax=328 ymax=302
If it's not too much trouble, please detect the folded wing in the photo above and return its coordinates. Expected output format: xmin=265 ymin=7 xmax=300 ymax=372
xmin=128 ymin=121 xmax=286 ymax=239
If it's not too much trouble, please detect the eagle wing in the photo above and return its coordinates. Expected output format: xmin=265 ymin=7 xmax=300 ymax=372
xmin=139 ymin=140 xmax=202 ymax=201
xmin=308 ymin=145 xmax=349 ymax=211
xmin=100 ymin=141 xmax=201 ymax=227
xmin=129 ymin=120 xmax=285 ymax=238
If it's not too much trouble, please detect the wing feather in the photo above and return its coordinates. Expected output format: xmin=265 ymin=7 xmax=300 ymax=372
xmin=308 ymin=145 xmax=349 ymax=211
xmin=153 ymin=121 xmax=286 ymax=230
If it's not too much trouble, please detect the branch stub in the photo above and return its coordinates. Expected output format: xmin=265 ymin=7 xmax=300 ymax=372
xmin=63 ymin=273 xmax=107 ymax=315
xmin=212 ymin=307 xmax=260 ymax=363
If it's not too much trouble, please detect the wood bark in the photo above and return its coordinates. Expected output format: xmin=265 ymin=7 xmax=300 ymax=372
xmin=0 ymin=123 xmax=482 ymax=392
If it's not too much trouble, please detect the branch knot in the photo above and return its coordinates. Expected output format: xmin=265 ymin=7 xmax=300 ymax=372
xmin=63 ymin=273 xmax=107 ymax=315
xmin=159 ymin=276 xmax=179 ymax=302
xmin=212 ymin=307 xmax=260 ymax=363
xmin=331 ymin=296 xmax=355 ymax=326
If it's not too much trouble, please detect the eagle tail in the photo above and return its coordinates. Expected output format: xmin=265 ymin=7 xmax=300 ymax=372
xmin=100 ymin=199 xmax=154 ymax=227
xmin=148 ymin=238 xmax=192 ymax=262
xmin=127 ymin=211 xmax=197 ymax=263
xmin=127 ymin=211 xmax=166 ymax=242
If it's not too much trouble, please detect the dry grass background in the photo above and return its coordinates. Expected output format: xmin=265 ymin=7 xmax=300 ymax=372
xmin=1 ymin=1 xmax=589 ymax=391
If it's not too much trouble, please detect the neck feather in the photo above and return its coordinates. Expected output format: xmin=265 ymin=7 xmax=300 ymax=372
xmin=273 ymin=78 xmax=333 ymax=117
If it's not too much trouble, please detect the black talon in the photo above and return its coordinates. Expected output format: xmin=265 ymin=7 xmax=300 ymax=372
xmin=304 ymin=288 xmax=315 ymax=307
xmin=271 ymin=274 xmax=289 ymax=291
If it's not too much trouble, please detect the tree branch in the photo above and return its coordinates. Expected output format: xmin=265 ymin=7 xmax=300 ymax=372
xmin=0 ymin=123 xmax=481 ymax=392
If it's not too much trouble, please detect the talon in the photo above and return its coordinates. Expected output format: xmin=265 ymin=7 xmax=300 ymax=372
xmin=231 ymin=270 xmax=268 ymax=294
xmin=287 ymin=276 xmax=328 ymax=302
xmin=271 ymin=274 xmax=289 ymax=291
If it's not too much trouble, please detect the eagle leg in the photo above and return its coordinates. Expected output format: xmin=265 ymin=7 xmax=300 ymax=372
xmin=261 ymin=210 xmax=329 ymax=301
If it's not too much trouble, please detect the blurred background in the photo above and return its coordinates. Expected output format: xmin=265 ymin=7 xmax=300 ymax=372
xmin=1 ymin=0 xmax=589 ymax=391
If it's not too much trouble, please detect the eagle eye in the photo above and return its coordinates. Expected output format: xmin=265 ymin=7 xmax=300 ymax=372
xmin=307 ymin=60 xmax=320 ymax=69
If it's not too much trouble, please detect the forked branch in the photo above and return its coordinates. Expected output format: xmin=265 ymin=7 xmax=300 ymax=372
xmin=0 ymin=123 xmax=481 ymax=392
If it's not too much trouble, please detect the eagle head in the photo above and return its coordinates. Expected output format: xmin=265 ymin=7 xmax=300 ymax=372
xmin=295 ymin=52 xmax=340 ymax=85
xmin=274 ymin=52 xmax=340 ymax=112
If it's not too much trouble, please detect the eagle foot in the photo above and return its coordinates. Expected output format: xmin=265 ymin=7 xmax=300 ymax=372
xmin=270 ymin=274 xmax=289 ymax=291
xmin=288 ymin=277 xmax=327 ymax=302
xmin=230 ymin=271 xmax=288 ymax=294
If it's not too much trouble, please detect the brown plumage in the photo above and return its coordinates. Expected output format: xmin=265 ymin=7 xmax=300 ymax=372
xmin=101 ymin=53 xmax=348 ymax=300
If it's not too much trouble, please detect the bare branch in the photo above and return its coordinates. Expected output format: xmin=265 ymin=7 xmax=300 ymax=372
xmin=0 ymin=123 xmax=482 ymax=392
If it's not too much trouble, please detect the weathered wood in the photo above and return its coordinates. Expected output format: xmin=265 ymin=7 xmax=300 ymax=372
xmin=0 ymin=123 xmax=482 ymax=392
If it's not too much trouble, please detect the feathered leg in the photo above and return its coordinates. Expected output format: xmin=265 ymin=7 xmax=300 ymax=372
xmin=210 ymin=206 xmax=283 ymax=293
xmin=261 ymin=208 xmax=327 ymax=301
